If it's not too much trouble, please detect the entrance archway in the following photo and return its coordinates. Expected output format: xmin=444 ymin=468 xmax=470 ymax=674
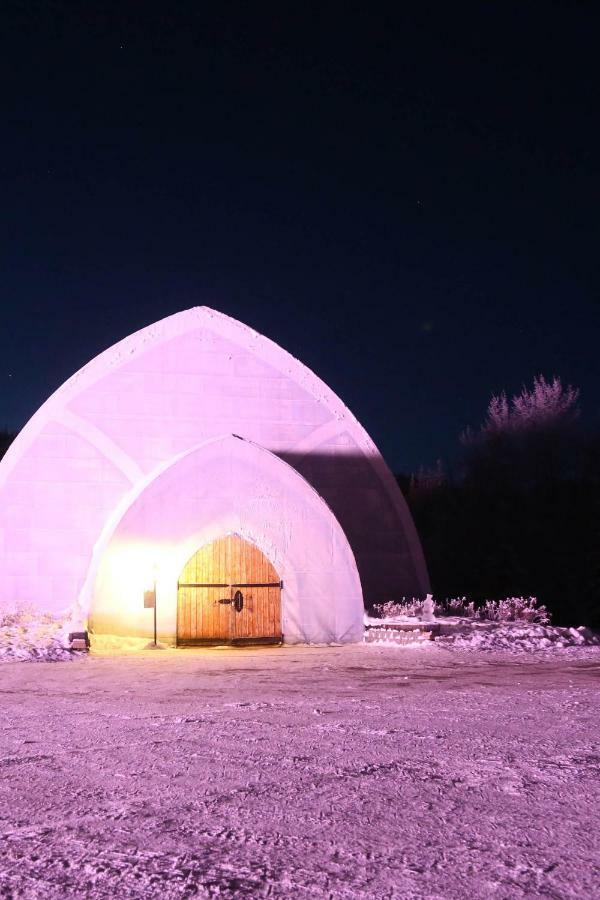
xmin=88 ymin=434 xmax=364 ymax=644
xmin=177 ymin=534 xmax=282 ymax=645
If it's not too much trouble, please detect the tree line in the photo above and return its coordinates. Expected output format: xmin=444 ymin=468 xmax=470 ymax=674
xmin=401 ymin=377 xmax=600 ymax=628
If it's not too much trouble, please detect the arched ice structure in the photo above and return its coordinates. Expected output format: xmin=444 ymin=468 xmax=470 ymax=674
xmin=0 ymin=307 xmax=429 ymax=643
xmin=91 ymin=435 xmax=364 ymax=643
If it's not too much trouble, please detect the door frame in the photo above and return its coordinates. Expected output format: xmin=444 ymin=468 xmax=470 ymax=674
xmin=175 ymin=534 xmax=283 ymax=647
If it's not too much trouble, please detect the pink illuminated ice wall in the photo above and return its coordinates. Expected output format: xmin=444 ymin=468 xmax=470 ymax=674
xmin=0 ymin=307 xmax=429 ymax=643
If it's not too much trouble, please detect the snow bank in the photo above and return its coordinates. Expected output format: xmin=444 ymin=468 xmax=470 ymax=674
xmin=0 ymin=611 xmax=80 ymax=662
xmin=365 ymin=614 xmax=599 ymax=654
xmin=3 ymin=609 xmax=598 ymax=662
xmin=436 ymin=622 xmax=600 ymax=653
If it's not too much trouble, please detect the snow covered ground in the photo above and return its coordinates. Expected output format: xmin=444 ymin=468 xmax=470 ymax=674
xmin=2 ymin=612 xmax=598 ymax=663
xmin=1 ymin=644 xmax=600 ymax=898
xmin=0 ymin=616 xmax=74 ymax=662
xmin=364 ymin=615 xmax=600 ymax=654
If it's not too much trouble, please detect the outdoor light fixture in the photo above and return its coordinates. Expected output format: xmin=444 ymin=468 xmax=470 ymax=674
xmin=144 ymin=565 xmax=163 ymax=648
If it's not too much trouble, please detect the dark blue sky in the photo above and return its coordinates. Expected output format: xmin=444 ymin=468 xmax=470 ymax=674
xmin=2 ymin=2 xmax=599 ymax=472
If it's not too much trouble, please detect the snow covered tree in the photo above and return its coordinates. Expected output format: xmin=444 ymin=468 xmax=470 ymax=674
xmin=460 ymin=375 xmax=583 ymax=488
xmin=409 ymin=459 xmax=447 ymax=496
xmin=476 ymin=375 xmax=580 ymax=437
xmin=407 ymin=374 xmax=600 ymax=628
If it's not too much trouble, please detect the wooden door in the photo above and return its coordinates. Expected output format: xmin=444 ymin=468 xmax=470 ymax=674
xmin=177 ymin=534 xmax=282 ymax=645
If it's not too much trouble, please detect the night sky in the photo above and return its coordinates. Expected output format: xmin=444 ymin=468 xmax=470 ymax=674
xmin=3 ymin=3 xmax=599 ymax=473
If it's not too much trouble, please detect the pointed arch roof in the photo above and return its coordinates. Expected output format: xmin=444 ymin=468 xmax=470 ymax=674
xmin=0 ymin=306 xmax=429 ymax=608
xmin=2 ymin=306 xmax=379 ymax=476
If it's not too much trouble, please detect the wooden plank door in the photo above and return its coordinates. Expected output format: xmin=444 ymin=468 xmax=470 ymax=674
xmin=177 ymin=535 xmax=231 ymax=642
xmin=177 ymin=534 xmax=282 ymax=645
xmin=229 ymin=535 xmax=281 ymax=642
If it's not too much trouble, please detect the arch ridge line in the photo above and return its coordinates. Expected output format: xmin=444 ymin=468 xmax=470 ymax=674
xmin=53 ymin=409 xmax=144 ymax=484
xmin=289 ymin=419 xmax=349 ymax=459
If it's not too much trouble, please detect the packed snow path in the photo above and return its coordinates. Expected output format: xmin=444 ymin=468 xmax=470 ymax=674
xmin=1 ymin=645 xmax=599 ymax=899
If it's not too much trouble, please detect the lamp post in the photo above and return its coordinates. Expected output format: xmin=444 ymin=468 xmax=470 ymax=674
xmin=144 ymin=581 xmax=157 ymax=645
xmin=144 ymin=565 xmax=162 ymax=648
